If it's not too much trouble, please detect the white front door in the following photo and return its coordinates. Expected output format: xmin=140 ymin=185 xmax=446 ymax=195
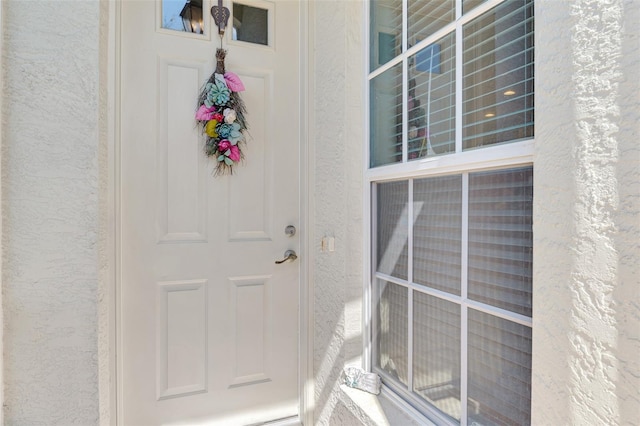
xmin=119 ymin=1 xmax=301 ymax=424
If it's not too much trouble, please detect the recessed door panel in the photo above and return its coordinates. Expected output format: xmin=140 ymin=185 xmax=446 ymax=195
xmin=157 ymin=59 xmax=208 ymax=243
xmin=229 ymin=276 xmax=271 ymax=387
xmin=228 ymin=72 xmax=273 ymax=242
xmin=157 ymin=280 xmax=208 ymax=400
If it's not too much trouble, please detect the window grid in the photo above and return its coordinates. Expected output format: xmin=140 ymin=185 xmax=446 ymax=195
xmin=368 ymin=0 xmax=534 ymax=177
xmin=368 ymin=0 xmax=507 ymax=82
xmin=374 ymin=270 xmax=532 ymax=327
xmin=372 ymin=172 xmax=532 ymax=425
xmin=368 ymin=0 xmax=534 ymax=423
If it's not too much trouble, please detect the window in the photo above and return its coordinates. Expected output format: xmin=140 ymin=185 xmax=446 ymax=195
xmin=368 ymin=0 xmax=534 ymax=425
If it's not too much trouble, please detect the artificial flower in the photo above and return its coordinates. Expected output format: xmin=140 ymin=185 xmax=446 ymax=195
xmin=204 ymin=74 xmax=230 ymax=107
xmin=196 ymin=105 xmax=216 ymax=121
xmin=217 ymin=123 xmax=233 ymax=138
xmin=218 ymin=139 xmax=231 ymax=152
xmin=224 ymin=108 xmax=237 ymax=124
xmin=224 ymin=72 xmax=245 ymax=92
xmin=213 ymin=112 xmax=224 ymax=122
xmin=228 ymin=145 xmax=241 ymax=162
xmin=227 ymin=122 xmax=243 ymax=143
xmin=205 ymin=119 xmax=219 ymax=137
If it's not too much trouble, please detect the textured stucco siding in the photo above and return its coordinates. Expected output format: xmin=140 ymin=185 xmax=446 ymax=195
xmin=312 ymin=1 xmax=423 ymax=424
xmin=0 ymin=0 xmax=638 ymax=425
xmin=312 ymin=0 xmax=640 ymax=424
xmin=533 ymin=0 xmax=640 ymax=425
xmin=312 ymin=0 xmax=365 ymax=424
xmin=1 ymin=0 xmax=104 ymax=424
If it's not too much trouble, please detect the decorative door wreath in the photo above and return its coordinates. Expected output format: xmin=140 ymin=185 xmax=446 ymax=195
xmin=195 ymin=48 xmax=248 ymax=175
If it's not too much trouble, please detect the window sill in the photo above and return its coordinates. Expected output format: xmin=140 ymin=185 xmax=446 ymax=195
xmin=338 ymin=384 xmax=435 ymax=426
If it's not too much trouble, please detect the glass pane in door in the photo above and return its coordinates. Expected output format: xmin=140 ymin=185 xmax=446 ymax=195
xmin=233 ymin=3 xmax=269 ymax=45
xmin=162 ymin=0 xmax=204 ymax=34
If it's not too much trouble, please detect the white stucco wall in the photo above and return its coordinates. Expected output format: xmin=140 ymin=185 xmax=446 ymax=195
xmin=0 ymin=0 xmax=637 ymax=425
xmin=311 ymin=0 xmax=640 ymax=425
xmin=1 ymin=0 xmax=105 ymax=423
xmin=533 ymin=0 xmax=639 ymax=424
xmin=311 ymin=0 xmax=366 ymax=423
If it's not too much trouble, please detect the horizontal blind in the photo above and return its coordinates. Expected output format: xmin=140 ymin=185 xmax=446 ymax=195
xmin=468 ymin=309 xmax=532 ymax=426
xmin=468 ymin=167 xmax=533 ymax=317
xmin=370 ymin=63 xmax=404 ymax=167
xmin=408 ymin=0 xmax=455 ymax=44
xmin=413 ymin=292 xmax=462 ymax=421
xmin=377 ymin=181 xmax=409 ymax=279
xmin=376 ymin=280 xmax=409 ymax=387
xmin=462 ymin=0 xmax=534 ymax=150
xmin=413 ymin=175 xmax=462 ymax=295
xmin=407 ymin=33 xmax=456 ymax=160
xmin=370 ymin=0 xmax=403 ymax=71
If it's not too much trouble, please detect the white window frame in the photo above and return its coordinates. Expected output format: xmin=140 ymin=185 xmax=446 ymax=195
xmin=364 ymin=0 xmax=535 ymax=424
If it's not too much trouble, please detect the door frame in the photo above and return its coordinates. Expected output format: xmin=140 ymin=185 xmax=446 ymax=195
xmin=103 ymin=1 xmax=314 ymax=424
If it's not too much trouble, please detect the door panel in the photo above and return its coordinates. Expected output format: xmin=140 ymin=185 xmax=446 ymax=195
xmin=120 ymin=1 xmax=300 ymax=424
xmin=157 ymin=280 xmax=208 ymax=400
xmin=158 ymin=58 xmax=208 ymax=243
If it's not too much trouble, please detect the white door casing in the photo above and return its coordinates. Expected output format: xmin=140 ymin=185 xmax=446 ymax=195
xmin=119 ymin=1 xmax=302 ymax=424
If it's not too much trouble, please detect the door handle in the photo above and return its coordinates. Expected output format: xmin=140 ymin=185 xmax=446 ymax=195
xmin=275 ymin=250 xmax=298 ymax=264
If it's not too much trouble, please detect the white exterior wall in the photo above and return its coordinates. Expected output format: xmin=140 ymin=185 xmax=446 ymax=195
xmin=311 ymin=0 xmax=640 ymax=424
xmin=533 ymin=0 xmax=639 ymax=424
xmin=311 ymin=0 xmax=366 ymax=423
xmin=0 ymin=0 xmax=637 ymax=424
xmin=1 ymin=0 xmax=106 ymax=423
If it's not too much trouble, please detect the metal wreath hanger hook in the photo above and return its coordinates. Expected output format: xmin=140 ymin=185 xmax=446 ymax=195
xmin=211 ymin=0 xmax=230 ymax=36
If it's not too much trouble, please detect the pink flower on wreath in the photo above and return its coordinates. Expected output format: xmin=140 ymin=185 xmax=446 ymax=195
xmin=228 ymin=145 xmax=241 ymax=162
xmin=196 ymin=104 xmax=216 ymax=121
xmin=224 ymin=72 xmax=245 ymax=92
xmin=213 ymin=112 xmax=224 ymax=122
xmin=218 ymin=139 xmax=231 ymax=152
